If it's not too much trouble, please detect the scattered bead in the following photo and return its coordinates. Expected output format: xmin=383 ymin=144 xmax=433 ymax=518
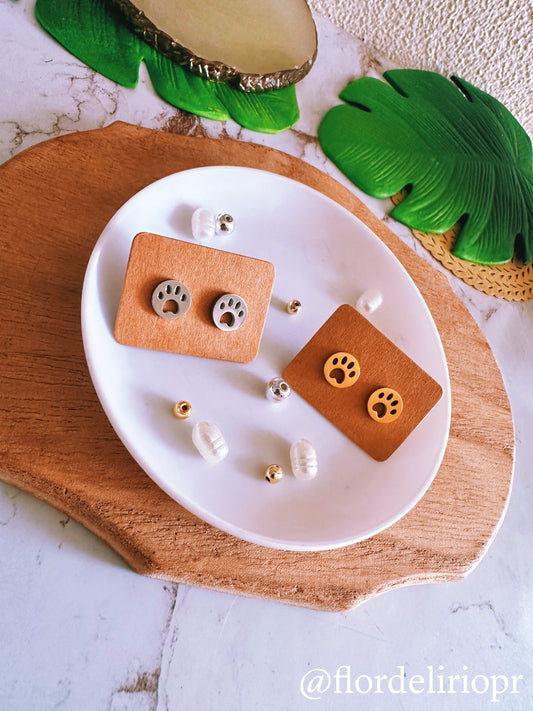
xmin=151 ymin=279 xmax=191 ymax=319
xmin=216 ymin=213 xmax=235 ymax=235
xmin=265 ymin=464 xmax=284 ymax=483
xmin=367 ymin=388 xmax=403 ymax=423
xmin=212 ymin=293 xmax=247 ymax=331
xmin=356 ymin=288 xmax=383 ymax=315
xmin=173 ymin=400 xmax=192 ymax=419
xmin=191 ymin=207 xmax=216 ymax=242
xmin=191 ymin=208 xmax=234 ymax=241
xmin=266 ymin=377 xmax=291 ymax=403
xmin=323 ymin=352 xmax=360 ymax=388
xmin=286 ymin=299 xmax=302 ymax=315
xmin=290 ymin=439 xmax=318 ymax=481
xmin=192 ymin=421 xmax=229 ymax=463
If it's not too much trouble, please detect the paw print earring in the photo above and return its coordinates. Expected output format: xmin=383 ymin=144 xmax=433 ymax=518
xmin=367 ymin=388 xmax=403 ymax=423
xmin=152 ymin=279 xmax=192 ymax=319
xmin=323 ymin=352 xmax=360 ymax=388
xmin=211 ymin=293 xmax=247 ymax=331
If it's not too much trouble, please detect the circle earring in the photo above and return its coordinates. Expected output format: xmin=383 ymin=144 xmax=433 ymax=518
xmin=323 ymin=352 xmax=360 ymax=388
xmin=151 ymin=279 xmax=191 ymax=319
xmin=367 ymin=388 xmax=403 ymax=423
xmin=212 ymin=293 xmax=248 ymax=331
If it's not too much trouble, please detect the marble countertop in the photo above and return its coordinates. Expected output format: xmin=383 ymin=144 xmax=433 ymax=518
xmin=1 ymin=1 xmax=532 ymax=709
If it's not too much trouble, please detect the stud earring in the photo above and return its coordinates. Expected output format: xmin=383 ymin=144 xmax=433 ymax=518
xmin=266 ymin=377 xmax=291 ymax=403
xmin=191 ymin=207 xmax=235 ymax=242
xmin=290 ymin=439 xmax=318 ymax=481
xmin=367 ymin=388 xmax=403 ymax=423
xmin=323 ymin=352 xmax=360 ymax=388
xmin=212 ymin=293 xmax=247 ymax=331
xmin=265 ymin=464 xmax=284 ymax=483
xmin=152 ymin=279 xmax=191 ymax=319
xmin=192 ymin=421 xmax=229 ymax=463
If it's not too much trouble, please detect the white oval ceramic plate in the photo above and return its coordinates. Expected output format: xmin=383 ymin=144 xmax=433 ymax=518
xmin=81 ymin=166 xmax=451 ymax=551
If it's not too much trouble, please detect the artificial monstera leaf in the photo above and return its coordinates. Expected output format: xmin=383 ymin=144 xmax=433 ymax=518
xmin=318 ymin=70 xmax=533 ymax=265
xmin=35 ymin=0 xmax=299 ymax=133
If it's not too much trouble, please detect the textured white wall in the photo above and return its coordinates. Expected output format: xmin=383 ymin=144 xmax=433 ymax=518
xmin=309 ymin=0 xmax=533 ymax=139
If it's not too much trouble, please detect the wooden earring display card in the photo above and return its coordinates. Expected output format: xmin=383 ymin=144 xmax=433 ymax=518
xmin=114 ymin=232 xmax=275 ymax=363
xmin=283 ymin=305 xmax=444 ymax=461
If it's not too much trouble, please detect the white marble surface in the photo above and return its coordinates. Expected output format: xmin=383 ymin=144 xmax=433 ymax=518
xmin=1 ymin=1 xmax=533 ymax=709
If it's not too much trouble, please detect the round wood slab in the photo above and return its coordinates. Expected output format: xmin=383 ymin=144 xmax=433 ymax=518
xmin=0 ymin=123 xmax=514 ymax=611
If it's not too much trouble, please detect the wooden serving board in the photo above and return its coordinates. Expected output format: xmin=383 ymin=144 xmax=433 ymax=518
xmin=0 ymin=123 xmax=513 ymax=611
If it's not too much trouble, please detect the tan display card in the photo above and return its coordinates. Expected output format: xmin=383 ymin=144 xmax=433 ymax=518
xmin=114 ymin=232 xmax=275 ymax=363
xmin=283 ymin=304 xmax=443 ymax=461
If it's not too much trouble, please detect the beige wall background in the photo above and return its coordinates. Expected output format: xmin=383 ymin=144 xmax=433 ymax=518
xmin=309 ymin=0 xmax=533 ymax=139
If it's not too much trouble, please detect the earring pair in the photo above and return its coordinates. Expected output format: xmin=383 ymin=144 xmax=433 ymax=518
xmin=323 ymin=351 xmax=403 ymax=423
xmin=152 ymin=280 xmax=247 ymax=332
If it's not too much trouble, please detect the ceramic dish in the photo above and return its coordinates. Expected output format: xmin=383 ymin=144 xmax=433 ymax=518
xmin=81 ymin=166 xmax=451 ymax=550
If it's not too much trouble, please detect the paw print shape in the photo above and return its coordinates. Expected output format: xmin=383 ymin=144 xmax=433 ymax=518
xmin=151 ymin=279 xmax=191 ymax=319
xmin=212 ymin=293 xmax=248 ymax=331
xmin=367 ymin=388 xmax=403 ymax=423
xmin=323 ymin=352 xmax=360 ymax=388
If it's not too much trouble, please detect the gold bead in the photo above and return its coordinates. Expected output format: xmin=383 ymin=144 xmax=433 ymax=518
xmin=286 ymin=299 xmax=302 ymax=315
xmin=265 ymin=464 xmax=284 ymax=483
xmin=173 ymin=400 xmax=192 ymax=419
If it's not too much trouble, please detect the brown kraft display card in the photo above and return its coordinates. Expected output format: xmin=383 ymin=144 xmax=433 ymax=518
xmin=114 ymin=232 xmax=275 ymax=363
xmin=283 ymin=304 xmax=443 ymax=461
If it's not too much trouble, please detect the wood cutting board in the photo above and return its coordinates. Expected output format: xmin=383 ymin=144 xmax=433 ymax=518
xmin=0 ymin=122 xmax=514 ymax=611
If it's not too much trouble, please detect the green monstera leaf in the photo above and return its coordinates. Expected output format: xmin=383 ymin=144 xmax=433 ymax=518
xmin=35 ymin=0 xmax=299 ymax=133
xmin=318 ymin=70 xmax=533 ymax=265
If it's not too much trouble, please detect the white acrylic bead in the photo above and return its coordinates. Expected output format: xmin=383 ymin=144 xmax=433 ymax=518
xmin=192 ymin=421 xmax=229 ymax=464
xmin=356 ymin=288 xmax=383 ymax=315
xmin=290 ymin=438 xmax=318 ymax=481
xmin=191 ymin=207 xmax=216 ymax=242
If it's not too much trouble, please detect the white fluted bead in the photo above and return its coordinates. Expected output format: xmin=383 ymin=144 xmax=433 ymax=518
xmin=192 ymin=421 xmax=229 ymax=464
xmin=290 ymin=438 xmax=318 ymax=481
xmin=356 ymin=288 xmax=383 ymax=315
xmin=191 ymin=207 xmax=216 ymax=242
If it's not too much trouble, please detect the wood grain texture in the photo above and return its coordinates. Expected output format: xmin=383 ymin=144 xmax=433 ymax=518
xmin=0 ymin=123 xmax=514 ymax=611
xmin=283 ymin=304 xmax=443 ymax=461
xmin=114 ymin=232 xmax=275 ymax=362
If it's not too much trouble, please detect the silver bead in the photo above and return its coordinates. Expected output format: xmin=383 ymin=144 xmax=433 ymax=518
xmin=265 ymin=464 xmax=284 ymax=483
xmin=356 ymin=288 xmax=383 ymax=315
xmin=212 ymin=293 xmax=247 ymax=331
xmin=216 ymin=213 xmax=235 ymax=235
xmin=286 ymin=299 xmax=302 ymax=315
xmin=151 ymin=280 xmax=191 ymax=319
xmin=266 ymin=377 xmax=291 ymax=403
